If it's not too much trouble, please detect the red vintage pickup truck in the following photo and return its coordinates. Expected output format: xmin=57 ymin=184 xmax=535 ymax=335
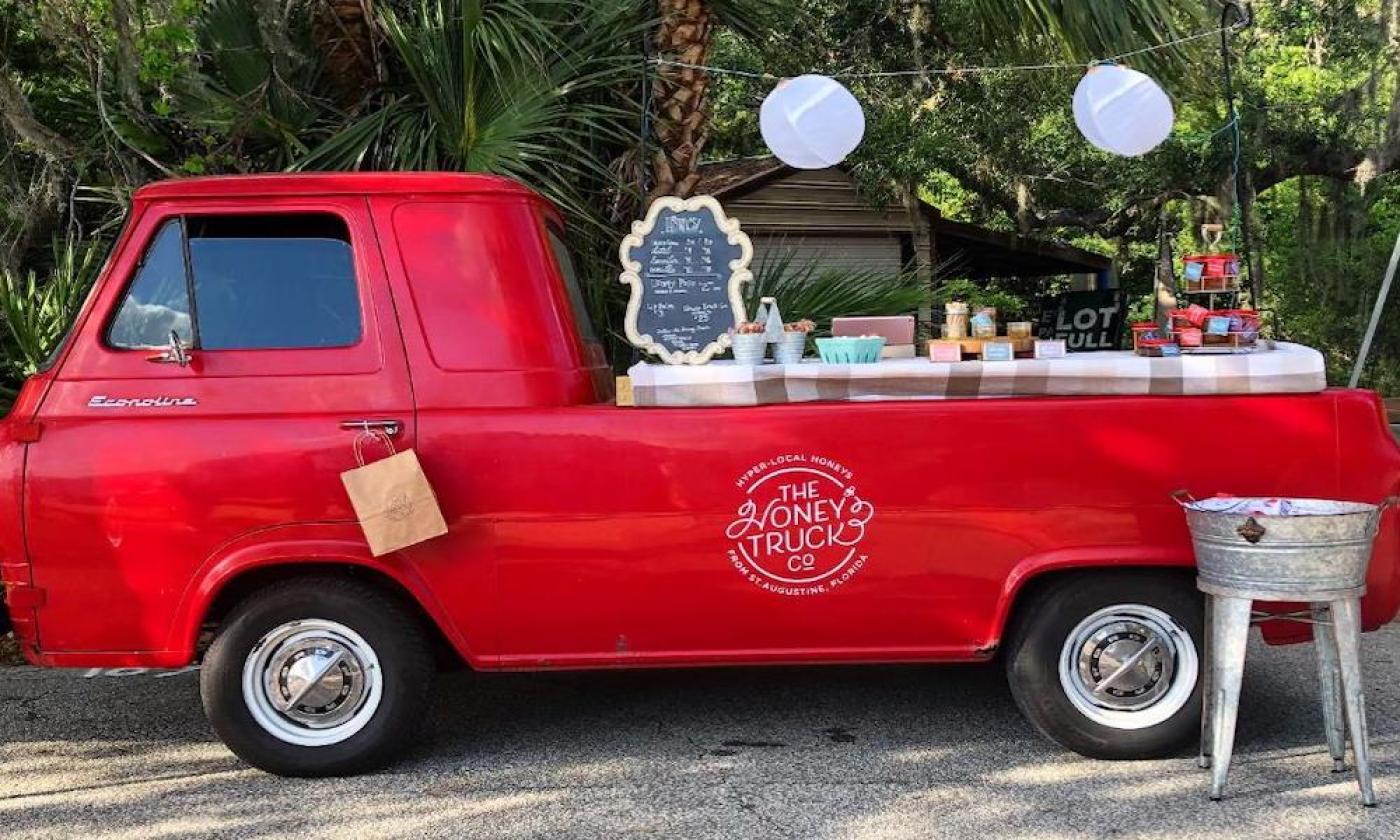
xmin=3 ymin=173 xmax=1398 ymax=777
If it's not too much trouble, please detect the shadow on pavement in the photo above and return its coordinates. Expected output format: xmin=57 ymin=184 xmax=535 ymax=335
xmin=1 ymin=629 xmax=1398 ymax=839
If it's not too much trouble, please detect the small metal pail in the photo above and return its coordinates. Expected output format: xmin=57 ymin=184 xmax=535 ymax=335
xmin=730 ymin=333 xmax=768 ymax=365
xmin=775 ymin=332 xmax=807 ymax=365
xmin=1173 ymin=492 xmax=1396 ymax=600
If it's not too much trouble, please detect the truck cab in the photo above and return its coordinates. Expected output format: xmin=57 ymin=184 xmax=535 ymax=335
xmin=4 ymin=173 xmax=1399 ymax=777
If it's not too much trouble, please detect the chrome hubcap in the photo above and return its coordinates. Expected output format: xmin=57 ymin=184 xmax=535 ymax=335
xmin=242 ymin=619 xmax=382 ymax=747
xmin=1076 ymin=619 xmax=1174 ymax=710
xmin=1058 ymin=604 xmax=1198 ymax=730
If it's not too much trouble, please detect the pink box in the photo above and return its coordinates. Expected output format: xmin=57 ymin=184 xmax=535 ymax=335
xmin=832 ymin=316 xmax=915 ymax=346
xmin=927 ymin=340 xmax=963 ymax=362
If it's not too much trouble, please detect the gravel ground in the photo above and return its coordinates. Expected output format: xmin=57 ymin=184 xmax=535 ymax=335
xmin=2 ymin=627 xmax=1399 ymax=840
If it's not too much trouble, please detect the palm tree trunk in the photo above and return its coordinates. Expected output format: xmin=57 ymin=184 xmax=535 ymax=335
xmin=650 ymin=0 xmax=713 ymax=199
xmin=312 ymin=0 xmax=383 ymax=107
xmin=1153 ymin=202 xmax=1177 ymax=326
xmin=1240 ymin=170 xmax=1264 ymax=309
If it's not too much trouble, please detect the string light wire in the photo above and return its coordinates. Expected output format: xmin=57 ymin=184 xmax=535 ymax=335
xmin=651 ymin=21 xmax=1246 ymax=80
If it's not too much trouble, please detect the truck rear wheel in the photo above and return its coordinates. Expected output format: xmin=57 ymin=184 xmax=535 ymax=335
xmin=1004 ymin=571 xmax=1203 ymax=759
xmin=200 ymin=577 xmax=433 ymax=776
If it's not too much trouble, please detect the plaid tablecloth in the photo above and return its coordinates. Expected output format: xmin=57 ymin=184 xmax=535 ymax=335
xmin=627 ymin=342 xmax=1327 ymax=407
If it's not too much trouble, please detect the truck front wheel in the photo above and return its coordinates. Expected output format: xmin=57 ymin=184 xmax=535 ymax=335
xmin=1004 ymin=572 xmax=1203 ymax=759
xmin=200 ymin=577 xmax=434 ymax=776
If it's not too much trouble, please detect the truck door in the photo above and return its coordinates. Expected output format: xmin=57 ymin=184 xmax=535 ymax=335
xmin=24 ymin=200 xmax=414 ymax=654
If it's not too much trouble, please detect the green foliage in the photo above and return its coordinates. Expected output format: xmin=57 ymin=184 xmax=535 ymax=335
xmin=931 ymin=278 xmax=1038 ymax=323
xmin=964 ymin=0 xmax=1202 ymax=63
xmin=138 ymin=0 xmax=201 ymax=90
xmin=0 ymin=236 xmax=102 ymax=389
xmin=745 ymin=249 xmax=931 ymax=336
xmin=173 ymin=0 xmax=330 ymax=169
xmin=297 ymin=0 xmax=643 ymax=236
xmin=1259 ymin=174 xmax=1400 ymax=391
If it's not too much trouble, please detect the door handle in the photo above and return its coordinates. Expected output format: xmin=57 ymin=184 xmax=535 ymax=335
xmin=340 ymin=419 xmax=402 ymax=437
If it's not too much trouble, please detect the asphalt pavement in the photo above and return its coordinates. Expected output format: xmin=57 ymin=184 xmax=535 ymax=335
xmin=2 ymin=627 xmax=1399 ymax=840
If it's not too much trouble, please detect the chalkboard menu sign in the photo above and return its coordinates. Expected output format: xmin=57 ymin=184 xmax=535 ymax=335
xmin=1037 ymin=290 xmax=1127 ymax=351
xmin=619 ymin=195 xmax=753 ymax=364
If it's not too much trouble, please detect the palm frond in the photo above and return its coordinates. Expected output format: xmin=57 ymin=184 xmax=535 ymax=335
xmin=965 ymin=0 xmax=1206 ymax=75
xmin=296 ymin=0 xmax=644 ymax=238
xmin=744 ymin=248 xmax=933 ymax=336
xmin=175 ymin=0 xmax=333 ymax=168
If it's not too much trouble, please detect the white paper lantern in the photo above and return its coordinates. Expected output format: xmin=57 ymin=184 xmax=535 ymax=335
xmin=760 ymin=75 xmax=865 ymax=169
xmin=1072 ymin=64 xmax=1175 ymax=157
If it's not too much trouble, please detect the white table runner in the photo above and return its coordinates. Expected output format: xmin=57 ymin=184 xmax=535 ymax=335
xmin=627 ymin=342 xmax=1328 ymax=407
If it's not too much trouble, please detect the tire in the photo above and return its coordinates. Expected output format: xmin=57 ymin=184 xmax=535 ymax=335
xmin=200 ymin=577 xmax=434 ymax=777
xmin=1004 ymin=571 xmax=1204 ymax=759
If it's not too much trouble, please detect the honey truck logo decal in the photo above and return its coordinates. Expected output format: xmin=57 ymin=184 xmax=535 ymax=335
xmin=726 ymin=455 xmax=875 ymax=596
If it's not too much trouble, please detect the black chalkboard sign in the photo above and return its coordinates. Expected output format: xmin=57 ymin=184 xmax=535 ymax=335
xmin=1037 ymin=290 xmax=1126 ymax=351
xmin=619 ymin=196 xmax=753 ymax=364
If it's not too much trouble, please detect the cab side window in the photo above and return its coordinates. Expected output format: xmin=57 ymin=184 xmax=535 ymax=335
xmin=108 ymin=213 xmax=361 ymax=351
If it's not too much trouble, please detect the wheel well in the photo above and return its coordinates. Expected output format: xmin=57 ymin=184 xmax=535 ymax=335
xmin=199 ymin=564 xmax=464 ymax=670
xmin=999 ymin=565 xmax=1197 ymax=658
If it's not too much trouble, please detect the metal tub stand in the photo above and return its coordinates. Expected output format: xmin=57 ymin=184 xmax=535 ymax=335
xmin=1177 ymin=492 xmax=1395 ymax=807
xmin=1198 ymin=587 xmax=1374 ymax=806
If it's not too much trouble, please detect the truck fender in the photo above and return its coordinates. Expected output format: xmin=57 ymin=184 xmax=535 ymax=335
xmin=166 ymin=523 xmax=478 ymax=667
xmin=989 ymin=545 xmax=1195 ymax=650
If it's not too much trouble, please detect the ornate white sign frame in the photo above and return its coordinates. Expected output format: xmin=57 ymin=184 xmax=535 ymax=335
xmin=618 ymin=195 xmax=753 ymax=365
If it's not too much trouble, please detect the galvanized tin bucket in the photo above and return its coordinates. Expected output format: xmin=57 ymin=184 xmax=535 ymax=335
xmin=774 ymin=332 xmax=808 ymax=365
xmin=730 ymin=333 xmax=768 ymax=365
xmin=1173 ymin=492 xmax=1396 ymax=599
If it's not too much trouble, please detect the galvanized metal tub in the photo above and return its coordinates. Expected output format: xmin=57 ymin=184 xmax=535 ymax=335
xmin=1173 ymin=493 xmax=1395 ymax=600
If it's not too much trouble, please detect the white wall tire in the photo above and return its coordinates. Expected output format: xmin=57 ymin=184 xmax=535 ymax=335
xmin=201 ymin=577 xmax=433 ymax=777
xmin=1006 ymin=571 xmax=1204 ymax=759
xmin=1057 ymin=604 xmax=1198 ymax=731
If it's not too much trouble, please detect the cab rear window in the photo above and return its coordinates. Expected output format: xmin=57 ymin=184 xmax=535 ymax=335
xmin=108 ymin=213 xmax=361 ymax=351
xmin=546 ymin=226 xmax=597 ymax=343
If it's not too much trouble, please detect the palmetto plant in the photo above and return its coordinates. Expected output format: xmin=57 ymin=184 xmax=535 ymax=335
xmin=0 ymin=236 xmax=103 ymax=389
xmin=174 ymin=0 xmax=335 ymax=170
xmin=743 ymin=248 xmax=935 ymax=338
xmin=298 ymin=0 xmax=643 ymax=234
